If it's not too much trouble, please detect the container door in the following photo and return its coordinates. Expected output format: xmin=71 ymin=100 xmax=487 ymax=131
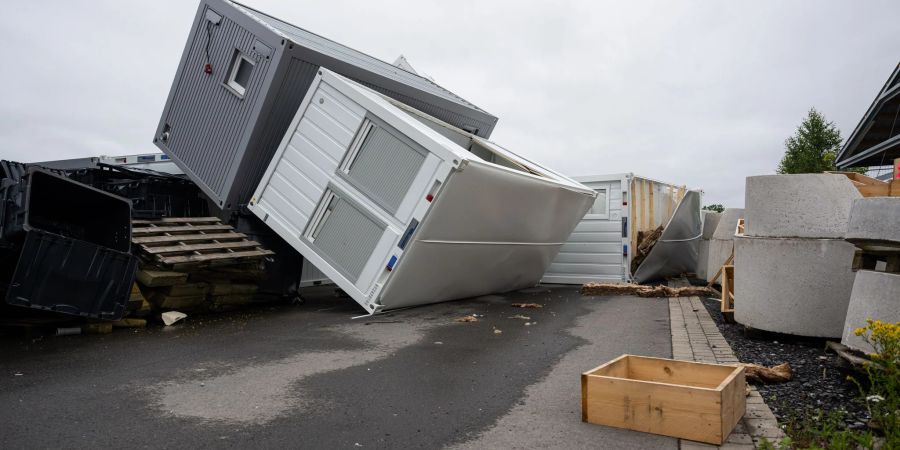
xmin=543 ymin=180 xmax=626 ymax=284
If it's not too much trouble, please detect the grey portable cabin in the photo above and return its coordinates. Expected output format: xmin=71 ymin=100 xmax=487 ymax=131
xmin=154 ymin=0 xmax=498 ymax=217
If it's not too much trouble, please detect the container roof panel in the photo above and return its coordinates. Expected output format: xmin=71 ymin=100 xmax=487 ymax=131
xmin=227 ymin=0 xmax=489 ymax=114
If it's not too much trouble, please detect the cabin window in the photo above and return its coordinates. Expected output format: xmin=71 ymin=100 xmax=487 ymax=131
xmin=590 ymin=188 xmax=609 ymax=217
xmin=226 ymin=51 xmax=254 ymax=96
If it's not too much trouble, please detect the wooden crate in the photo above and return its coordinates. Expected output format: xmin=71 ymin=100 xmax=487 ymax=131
xmin=582 ymin=355 xmax=745 ymax=445
xmin=721 ymin=265 xmax=735 ymax=323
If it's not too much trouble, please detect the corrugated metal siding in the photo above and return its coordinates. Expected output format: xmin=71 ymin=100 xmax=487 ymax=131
xmin=346 ymin=124 xmax=426 ymax=213
xmin=256 ymin=80 xmax=366 ymax=234
xmin=235 ymin=57 xmax=320 ymax=208
xmin=545 ymin=180 xmax=625 ymax=283
xmin=164 ymin=8 xmax=272 ymax=201
xmin=312 ymin=195 xmax=384 ymax=282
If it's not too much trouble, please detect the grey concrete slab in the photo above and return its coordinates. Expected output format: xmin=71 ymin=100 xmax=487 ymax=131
xmin=842 ymin=270 xmax=900 ymax=353
xmin=711 ymin=208 xmax=744 ymax=241
xmin=846 ymin=197 xmax=900 ymax=245
xmin=744 ymin=174 xmax=860 ymax=239
xmin=702 ymin=211 xmax=722 ymax=240
xmin=734 ymin=235 xmax=857 ymax=338
xmin=0 ymin=285 xmax=674 ymax=449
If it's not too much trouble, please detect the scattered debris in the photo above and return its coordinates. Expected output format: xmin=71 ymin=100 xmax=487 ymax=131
xmin=630 ymin=226 xmax=663 ymax=273
xmin=455 ymin=315 xmax=478 ymax=323
xmin=82 ymin=323 xmax=113 ymax=335
xmin=508 ymin=315 xmax=531 ymax=320
xmin=161 ymin=311 xmax=187 ymax=326
xmin=510 ymin=303 xmax=543 ymax=308
xmin=739 ymin=362 xmax=793 ymax=383
xmin=493 ymin=328 xmax=502 ymax=335
xmin=111 ymin=318 xmax=147 ymax=328
xmin=581 ymin=283 xmax=718 ymax=298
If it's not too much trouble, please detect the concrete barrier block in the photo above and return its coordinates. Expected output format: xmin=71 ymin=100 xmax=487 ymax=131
xmin=734 ymin=235 xmax=857 ymax=338
xmin=841 ymin=270 xmax=900 ymax=354
xmin=702 ymin=211 xmax=722 ymax=240
xmin=712 ymin=208 xmax=744 ymax=240
xmin=706 ymin=238 xmax=734 ymax=282
xmin=696 ymin=239 xmax=710 ymax=280
xmin=744 ymin=174 xmax=860 ymax=239
xmin=846 ymin=197 xmax=900 ymax=245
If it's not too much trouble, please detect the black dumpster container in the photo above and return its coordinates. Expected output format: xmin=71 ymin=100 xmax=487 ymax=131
xmin=0 ymin=162 xmax=137 ymax=320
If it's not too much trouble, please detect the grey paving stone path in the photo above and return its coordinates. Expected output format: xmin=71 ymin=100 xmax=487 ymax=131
xmin=669 ymin=295 xmax=787 ymax=449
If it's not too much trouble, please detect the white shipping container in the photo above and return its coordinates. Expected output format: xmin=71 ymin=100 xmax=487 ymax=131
xmin=248 ymin=69 xmax=595 ymax=314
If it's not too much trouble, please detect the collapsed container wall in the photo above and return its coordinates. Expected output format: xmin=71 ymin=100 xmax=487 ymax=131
xmin=628 ymin=177 xmax=686 ymax=269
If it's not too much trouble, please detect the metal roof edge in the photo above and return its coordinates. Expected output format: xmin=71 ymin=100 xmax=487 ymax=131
xmin=836 ymin=61 xmax=900 ymax=166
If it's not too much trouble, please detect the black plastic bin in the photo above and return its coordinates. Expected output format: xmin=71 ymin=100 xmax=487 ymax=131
xmin=0 ymin=162 xmax=137 ymax=320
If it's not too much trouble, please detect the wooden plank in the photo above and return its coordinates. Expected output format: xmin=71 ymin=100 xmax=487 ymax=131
xmin=721 ymin=265 xmax=735 ymax=323
xmin=132 ymin=224 xmax=232 ymax=235
xmin=143 ymin=240 xmax=262 ymax=255
xmin=625 ymin=355 xmax=736 ymax=389
xmin=133 ymin=232 xmax=247 ymax=244
xmin=159 ymin=249 xmax=274 ymax=265
xmin=135 ymin=269 xmax=188 ymax=287
xmin=707 ymin=252 xmax=734 ymax=287
xmin=133 ymin=217 xmax=221 ymax=225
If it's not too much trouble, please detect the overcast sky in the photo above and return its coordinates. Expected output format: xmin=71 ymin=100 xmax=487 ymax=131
xmin=1 ymin=1 xmax=897 ymax=207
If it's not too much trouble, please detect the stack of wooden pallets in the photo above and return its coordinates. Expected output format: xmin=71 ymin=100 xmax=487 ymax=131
xmin=129 ymin=217 xmax=274 ymax=314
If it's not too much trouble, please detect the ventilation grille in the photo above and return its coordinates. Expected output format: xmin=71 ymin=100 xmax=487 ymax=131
xmin=343 ymin=121 xmax=426 ymax=213
xmin=308 ymin=191 xmax=384 ymax=282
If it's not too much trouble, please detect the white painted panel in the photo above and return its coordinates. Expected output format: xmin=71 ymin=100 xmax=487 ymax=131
xmin=544 ymin=178 xmax=626 ymax=284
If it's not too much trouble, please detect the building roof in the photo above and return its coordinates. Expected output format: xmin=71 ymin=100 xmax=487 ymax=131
xmin=836 ymin=62 xmax=900 ymax=168
xmin=227 ymin=0 xmax=490 ymax=115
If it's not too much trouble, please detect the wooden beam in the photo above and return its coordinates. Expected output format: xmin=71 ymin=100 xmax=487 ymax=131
xmin=143 ymin=240 xmax=262 ymax=254
xmin=132 ymin=224 xmax=233 ymax=235
xmin=132 ymin=232 xmax=247 ymax=244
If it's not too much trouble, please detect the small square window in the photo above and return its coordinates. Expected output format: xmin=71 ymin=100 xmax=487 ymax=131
xmin=590 ymin=188 xmax=608 ymax=216
xmin=226 ymin=51 xmax=254 ymax=96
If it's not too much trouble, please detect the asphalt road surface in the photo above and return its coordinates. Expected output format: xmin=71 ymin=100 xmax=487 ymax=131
xmin=0 ymin=285 xmax=675 ymax=449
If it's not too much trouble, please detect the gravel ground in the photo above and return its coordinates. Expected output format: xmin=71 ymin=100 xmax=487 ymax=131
xmin=700 ymin=297 xmax=870 ymax=430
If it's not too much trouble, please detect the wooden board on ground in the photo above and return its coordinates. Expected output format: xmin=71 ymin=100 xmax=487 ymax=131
xmin=721 ymin=265 xmax=735 ymax=323
xmin=132 ymin=217 xmax=273 ymax=268
xmin=582 ymin=354 xmax=746 ymax=445
xmin=135 ymin=269 xmax=189 ymax=287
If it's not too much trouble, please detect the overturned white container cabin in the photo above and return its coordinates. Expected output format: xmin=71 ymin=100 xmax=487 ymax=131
xmin=542 ymin=174 xmax=688 ymax=284
xmin=248 ymin=70 xmax=595 ymax=313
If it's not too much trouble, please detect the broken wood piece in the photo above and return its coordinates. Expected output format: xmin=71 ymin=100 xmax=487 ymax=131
xmin=136 ymin=269 xmax=188 ymax=287
xmin=111 ymin=318 xmax=147 ymax=328
xmin=455 ymin=315 xmax=478 ymax=323
xmin=738 ymin=363 xmax=793 ymax=383
xmin=825 ymin=341 xmax=876 ymax=369
xmin=82 ymin=323 xmax=113 ymax=335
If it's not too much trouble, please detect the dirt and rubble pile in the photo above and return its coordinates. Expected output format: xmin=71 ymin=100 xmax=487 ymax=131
xmin=581 ymin=283 xmax=718 ymax=298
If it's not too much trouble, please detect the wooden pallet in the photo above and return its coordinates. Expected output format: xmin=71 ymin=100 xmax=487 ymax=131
xmin=132 ymin=217 xmax=273 ymax=268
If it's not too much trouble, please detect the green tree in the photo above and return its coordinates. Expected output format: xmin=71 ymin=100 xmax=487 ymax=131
xmin=702 ymin=204 xmax=724 ymax=213
xmin=777 ymin=108 xmax=844 ymax=174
